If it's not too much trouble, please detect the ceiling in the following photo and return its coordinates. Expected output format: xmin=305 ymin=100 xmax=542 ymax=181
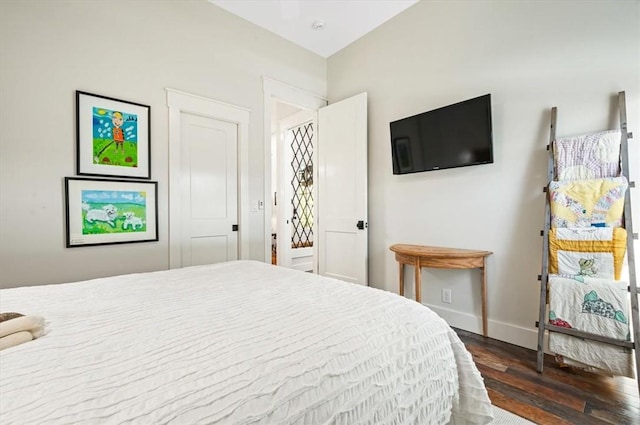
xmin=209 ymin=0 xmax=418 ymax=58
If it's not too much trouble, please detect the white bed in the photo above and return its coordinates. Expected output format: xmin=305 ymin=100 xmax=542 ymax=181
xmin=0 ymin=260 xmax=493 ymax=424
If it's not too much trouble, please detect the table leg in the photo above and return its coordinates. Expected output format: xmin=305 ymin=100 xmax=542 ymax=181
xmin=415 ymin=260 xmax=422 ymax=303
xmin=481 ymin=259 xmax=487 ymax=337
xmin=399 ymin=262 xmax=404 ymax=297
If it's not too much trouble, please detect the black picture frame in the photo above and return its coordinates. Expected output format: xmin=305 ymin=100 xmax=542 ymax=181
xmin=76 ymin=91 xmax=151 ymax=179
xmin=65 ymin=177 xmax=158 ymax=247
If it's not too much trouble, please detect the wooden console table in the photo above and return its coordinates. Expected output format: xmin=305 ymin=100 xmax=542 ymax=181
xmin=389 ymin=244 xmax=493 ymax=337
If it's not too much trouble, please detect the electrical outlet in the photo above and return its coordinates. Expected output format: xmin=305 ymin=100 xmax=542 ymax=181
xmin=442 ymin=288 xmax=452 ymax=304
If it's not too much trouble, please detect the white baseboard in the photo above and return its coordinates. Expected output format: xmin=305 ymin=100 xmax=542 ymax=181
xmin=426 ymin=304 xmax=547 ymax=351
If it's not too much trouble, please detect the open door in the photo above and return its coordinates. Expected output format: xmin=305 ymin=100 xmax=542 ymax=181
xmin=317 ymin=92 xmax=368 ymax=285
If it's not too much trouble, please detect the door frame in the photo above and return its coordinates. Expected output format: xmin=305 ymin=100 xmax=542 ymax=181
xmin=167 ymin=88 xmax=250 ymax=269
xmin=262 ymin=77 xmax=327 ymax=268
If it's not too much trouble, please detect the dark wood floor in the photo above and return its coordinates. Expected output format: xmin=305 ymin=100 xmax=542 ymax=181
xmin=454 ymin=328 xmax=640 ymax=425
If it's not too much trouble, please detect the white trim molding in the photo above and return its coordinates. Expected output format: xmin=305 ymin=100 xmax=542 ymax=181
xmin=166 ymin=88 xmax=250 ymax=268
xmin=426 ymin=304 xmax=545 ymax=351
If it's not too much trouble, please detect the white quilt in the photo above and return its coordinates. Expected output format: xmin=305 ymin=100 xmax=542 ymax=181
xmin=553 ymin=129 xmax=621 ymax=180
xmin=548 ymin=275 xmax=634 ymax=378
xmin=0 ymin=261 xmax=492 ymax=425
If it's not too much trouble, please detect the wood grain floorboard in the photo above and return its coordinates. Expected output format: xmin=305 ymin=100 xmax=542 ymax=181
xmin=477 ymin=362 xmax=586 ymax=412
xmin=487 ymin=386 xmax=574 ymax=425
xmin=460 ymin=330 xmax=637 ymax=406
xmin=454 ymin=328 xmax=639 ymax=425
xmin=485 ymin=376 xmax=608 ymax=425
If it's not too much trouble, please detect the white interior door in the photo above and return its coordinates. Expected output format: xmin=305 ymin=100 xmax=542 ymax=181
xmin=180 ymin=113 xmax=238 ymax=266
xmin=277 ymin=109 xmax=316 ymax=272
xmin=318 ymin=92 xmax=368 ymax=285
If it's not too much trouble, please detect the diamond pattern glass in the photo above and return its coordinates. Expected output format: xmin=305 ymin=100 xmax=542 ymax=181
xmin=290 ymin=122 xmax=313 ymax=248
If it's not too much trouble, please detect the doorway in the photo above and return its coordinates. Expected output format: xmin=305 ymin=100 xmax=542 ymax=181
xmin=271 ymin=101 xmax=316 ymax=271
xmin=263 ymin=77 xmax=327 ymax=273
xmin=263 ymin=78 xmax=368 ymax=285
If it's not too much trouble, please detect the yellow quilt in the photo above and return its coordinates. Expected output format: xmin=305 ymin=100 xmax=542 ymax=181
xmin=549 ymin=177 xmax=627 ymax=228
xmin=549 ymin=227 xmax=627 ymax=280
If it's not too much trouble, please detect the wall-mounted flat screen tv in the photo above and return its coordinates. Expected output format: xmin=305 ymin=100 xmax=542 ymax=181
xmin=390 ymin=94 xmax=494 ymax=174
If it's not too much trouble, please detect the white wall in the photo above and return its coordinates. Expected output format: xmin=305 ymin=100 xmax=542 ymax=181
xmin=328 ymin=0 xmax=640 ymax=348
xmin=0 ymin=0 xmax=326 ymax=288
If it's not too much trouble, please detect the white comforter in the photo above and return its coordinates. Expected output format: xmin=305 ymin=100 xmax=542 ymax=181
xmin=0 ymin=261 xmax=492 ymax=425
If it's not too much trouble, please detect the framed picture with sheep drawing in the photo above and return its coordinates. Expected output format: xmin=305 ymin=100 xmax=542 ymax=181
xmin=65 ymin=177 xmax=158 ymax=247
xmin=76 ymin=91 xmax=151 ymax=179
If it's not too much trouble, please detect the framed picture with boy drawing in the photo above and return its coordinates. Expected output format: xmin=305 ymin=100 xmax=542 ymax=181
xmin=76 ymin=91 xmax=151 ymax=179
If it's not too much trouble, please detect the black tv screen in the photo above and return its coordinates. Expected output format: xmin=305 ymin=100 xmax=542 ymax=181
xmin=390 ymin=94 xmax=493 ymax=174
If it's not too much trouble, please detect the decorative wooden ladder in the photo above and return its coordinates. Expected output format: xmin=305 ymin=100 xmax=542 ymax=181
xmin=535 ymin=91 xmax=640 ymax=394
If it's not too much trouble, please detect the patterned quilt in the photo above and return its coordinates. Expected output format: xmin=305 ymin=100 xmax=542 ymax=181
xmin=549 ymin=177 xmax=628 ymax=228
xmin=548 ymin=227 xmax=627 ymax=280
xmin=553 ymin=129 xmax=621 ymax=180
xmin=548 ymin=275 xmax=633 ymax=378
